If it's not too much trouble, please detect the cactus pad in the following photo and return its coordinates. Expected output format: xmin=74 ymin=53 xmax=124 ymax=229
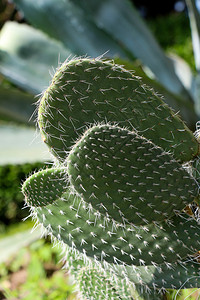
xmin=38 ymin=58 xmax=199 ymax=163
xmin=65 ymin=245 xmax=200 ymax=291
xmin=67 ymin=124 xmax=198 ymax=225
xmin=22 ymin=168 xmax=67 ymax=207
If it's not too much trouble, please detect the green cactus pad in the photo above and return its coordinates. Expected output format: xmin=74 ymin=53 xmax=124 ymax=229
xmin=22 ymin=167 xmax=67 ymax=207
xmin=38 ymin=58 xmax=199 ymax=163
xmin=23 ymin=168 xmax=200 ymax=267
xmin=67 ymin=124 xmax=198 ymax=225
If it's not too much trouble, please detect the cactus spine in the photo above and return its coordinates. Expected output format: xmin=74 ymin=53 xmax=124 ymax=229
xmin=22 ymin=57 xmax=200 ymax=299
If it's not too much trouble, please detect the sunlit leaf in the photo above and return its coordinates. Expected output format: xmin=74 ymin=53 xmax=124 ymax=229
xmin=13 ymin=0 xmax=127 ymax=59
xmin=0 ymin=124 xmax=52 ymax=165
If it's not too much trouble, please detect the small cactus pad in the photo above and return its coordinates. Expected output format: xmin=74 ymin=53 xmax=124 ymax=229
xmin=67 ymin=124 xmax=198 ymax=225
xmin=38 ymin=58 xmax=199 ymax=163
xmin=22 ymin=168 xmax=67 ymax=207
xmin=23 ymin=168 xmax=200 ymax=266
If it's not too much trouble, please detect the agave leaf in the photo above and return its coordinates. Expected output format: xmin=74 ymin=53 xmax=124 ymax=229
xmin=13 ymin=0 xmax=127 ymax=59
xmin=0 ymin=228 xmax=41 ymax=263
xmin=168 ymin=53 xmax=195 ymax=96
xmin=0 ymin=21 xmax=71 ymax=94
xmin=0 ymin=84 xmax=35 ymax=124
xmin=73 ymin=0 xmax=191 ymax=99
xmin=193 ymin=73 xmax=200 ymax=115
xmin=186 ymin=0 xmax=200 ymax=71
xmin=185 ymin=0 xmax=200 ymax=115
xmin=0 ymin=124 xmax=51 ymax=165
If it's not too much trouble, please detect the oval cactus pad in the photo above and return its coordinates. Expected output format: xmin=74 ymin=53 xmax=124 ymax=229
xmin=67 ymin=125 xmax=198 ymax=225
xmin=38 ymin=58 xmax=199 ymax=163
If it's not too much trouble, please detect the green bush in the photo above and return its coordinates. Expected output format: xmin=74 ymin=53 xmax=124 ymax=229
xmin=0 ymin=162 xmax=47 ymax=231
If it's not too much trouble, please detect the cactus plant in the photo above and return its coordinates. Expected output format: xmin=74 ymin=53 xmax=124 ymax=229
xmin=22 ymin=57 xmax=200 ymax=299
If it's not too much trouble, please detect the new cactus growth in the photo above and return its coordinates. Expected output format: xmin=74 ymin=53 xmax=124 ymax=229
xmin=22 ymin=57 xmax=200 ymax=299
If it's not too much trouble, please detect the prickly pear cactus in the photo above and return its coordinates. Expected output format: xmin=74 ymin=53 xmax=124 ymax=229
xmin=22 ymin=57 xmax=200 ymax=299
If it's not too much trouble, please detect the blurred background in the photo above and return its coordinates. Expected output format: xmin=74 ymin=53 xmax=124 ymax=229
xmin=0 ymin=0 xmax=200 ymax=299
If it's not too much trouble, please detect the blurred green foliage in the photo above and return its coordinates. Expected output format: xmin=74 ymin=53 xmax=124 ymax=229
xmin=0 ymin=238 xmax=77 ymax=300
xmin=0 ymin=162 xmax=48 ymax=232
xmin=149 ymin=13 xmax=191 ymax=48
